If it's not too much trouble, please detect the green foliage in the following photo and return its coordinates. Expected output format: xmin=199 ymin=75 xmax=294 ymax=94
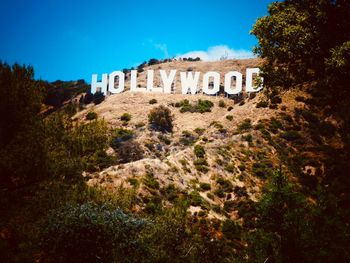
xmin=194 ymin=158 xmax=209 ymax=173
xmin=189 ymin=191 xmax=202 ymax=206
xmin=194 ymin=127 xmax=205 ymax=135
xmin=40 ymin=203 xmax=147 ymax=263
xmin=222 ymin=220 xmax=242 ymax=240
xmin=120 ymin=112 xmax=132 ymax=122
xmin=194 ymin=144 xmax=206 ymax=158
xmin=143 ymin=172 xmax=160 ymax=190
xmin=148 ymin=105 xmax=173 ymax=132
xmin=218 ymin=100 xmax=226 ymax=108
xmin=92 ymin=91 xmax=105 ymax=105
xmin=269 ymin=117 xmax=283 ymax=133
xmin=243 ymin=134 xmax=253 ymax=143
xmin=178 ymin=99 xmax=214 ymax=113
xmin=237 ymin=118 xmax=252 ymax=132
xmin=179 ymin=130 xmax=197 ymax=145
xmin=226 ymin=115 xmax=233 ymax=121
xmin=256 ymin=100 xmax=269 ymax=108
xmin=199 ymin=182 xmax=211 ymax=191
xmin=45 ymin=114 xmax=111 ymax=177
xmin=117 ymin=140 xmax=144 ymax=163
xmin=280 ymin=130 xmax=301 ymax=141
xmin=111 ymin=127 xmax=134 ymax=149
xmin=86 ymin=111 xmax=97 ymax=120
xmin=0 ymin=63 xmax=46 ymax=187
xmin=149 ymin=98 xmax=157 ymax=104
xmin=251 ymin=160 xmax=274 ymax=179
xmin=251 ymin=0 xmax=350 ymax=110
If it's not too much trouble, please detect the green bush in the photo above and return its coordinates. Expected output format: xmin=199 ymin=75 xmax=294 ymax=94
xmin=149 ymin=98 xmax=158 ymax=104
xmin=117 ymin=140 xmax=144 ymax=163
xmin=189 ymin=191 xmax=202 ymax=206
xmin=120 ymin=112 xmax=132 ymax=122
xmin=216 ymin=178 xmax=233 ymax=192
xmin=280 ymin=130 xmax=301 ymax=141
xmin=179 ymin=130 xmax=197 ymax=145
xmin=111 ymin=128 xmax=134 ymax=149
xmin=256 ymin=101 xmax=269 ymax=108
xmin=243 ymin=134 xmax=253 ymax=142
xmin=226 ymin=115 xmax=233 ymax=121
xmin=218 ymin=100 xmax=226 ymax=107
xmin=148 ymin=105 xmax=173 ymax=132
xmin=199 ymin=182 xmax=211 ymax=191
xmin=194 ymin=127 xmax=205 ymax=135
xmin=40 ymin=203 xmax=147 ymax=263
xmin=178 ymin=99 xmax=214 ymax=113
xmin=143 ymin=173 xmax=160 ymax=190
xmin=86 ymin=111 xmax=97 ymax=120
xmin=222 ymin=219 xmax=242 ymax=240
xmin=237 ymin=118 xmax=252 ymax=132
xmin=194 ymin=144 xmax=206 ymax=158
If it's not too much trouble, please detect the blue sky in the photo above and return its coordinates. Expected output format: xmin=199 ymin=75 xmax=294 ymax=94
xmin=0 ymin=0 xmax=274 ymax=82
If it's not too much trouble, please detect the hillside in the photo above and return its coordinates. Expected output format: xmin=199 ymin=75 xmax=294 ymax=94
xmin=73 ymin=59 xmax=324 ymax=220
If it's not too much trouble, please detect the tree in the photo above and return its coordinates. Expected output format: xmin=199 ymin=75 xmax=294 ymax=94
xmin=148 ymin=105 xmax=174 ymax=132
xmin=245 ymin=169 xmax=310 ymax=263
xmin=0 ymin=62 xmax=46 ymax=187
xmin=251 ymin=0 xmax=350 ymax=102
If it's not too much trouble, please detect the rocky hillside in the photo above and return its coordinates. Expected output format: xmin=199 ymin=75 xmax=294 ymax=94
xmin=72 ymin=59 xmax=327 ymax=220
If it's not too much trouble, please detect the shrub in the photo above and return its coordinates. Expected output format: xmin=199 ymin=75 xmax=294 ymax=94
xmin=237 ymin=118 xmax=252 ymax=132
xmin=224 ymin=163 xmax=235 ymax=173
xmin=221 ymin=219 xmax=242 ymax=240
xmin=93 ymin=91 xmax=105 ymax=105
xmin=194 ymin=144 xmax=206 ymax=158
xmin=270 ymin=95 xmax=282 ymax=104
xmin=143 ymin=173 xmax=160 ymax=190
xmin=243 ymin=134 xmax=253 ymax=142
xmin=40 ymin=203 xmax=146 ymax=263
xmin=252 ymin=160 xmax=274 ymax=179
xmin=214 ymin=188 xmax=225 ymax=198
xmin=120 ymin=113 xmax=132 ymax=122
xmin=216 ymin=178 xmax=233 ymax=192
xmin=281 ymin=130 xmax=301 ymax=141
xmin=295 ymin=96 xmax=306 ymax=102
xmin=86 ymin=111 xmax=97 ymax=120
xmin=117 ymin=140 xmax=143 ymax=163
xmin=226 ymin=115 xmax=233 ymax=121
xmin=227 ymin=106 xmax=233 ymax=111
xmin=148 ymin=105 xmax=173 ymax=132
xmin=268 ymin=118 xmax=283 ymax=133
xmin=256 ymin=100 xmax=269 ymax=108
xmin=219 ymin=100 xmax=226 ymax=107
xmin=194 ymin=127 xmax=205 ymax=135
xmin=189 ymin=191 xmax=202 ymax=206
xmin=194 ymin=158 xmax=209 ymax=173
xmin=111 ymin=128 xmax=134 ymax=149
xmin=158 ymin=134 xmax=171 ymax=145
xmin=238 ymin=164 xmax=246 ymax=172
xmin=179 ymin=130 xmax=197 ymax=145
xmin=149 ymin=99 xmax=157 ymax=104
xmin=178 ymin=99 xmax=214 ymax=113
xmin=200 ymin=182 xmax=211 ymax=191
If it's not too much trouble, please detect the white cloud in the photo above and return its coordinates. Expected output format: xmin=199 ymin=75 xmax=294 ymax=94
xmin=176 ymin=45 xmax=254 ymax=61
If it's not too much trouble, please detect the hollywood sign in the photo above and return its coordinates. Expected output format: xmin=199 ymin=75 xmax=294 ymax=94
xmin=91 ymin=68 xmax=263 ymax=95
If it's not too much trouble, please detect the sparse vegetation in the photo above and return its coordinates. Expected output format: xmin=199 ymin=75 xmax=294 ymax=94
xmin=148 ymin=105 xmax=173 ymax=132
xmin=120 ymin=112 xmax=132 ymax=122
xmin=86 ymin=111 xmax=97 ymax=120
xmin=176 ymin=99 xmax=214 ymax=113
xmin=149 ymin=98 xmax=157 ymax=104
xmin=226 ymin=115 xmax=233 ymax=121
